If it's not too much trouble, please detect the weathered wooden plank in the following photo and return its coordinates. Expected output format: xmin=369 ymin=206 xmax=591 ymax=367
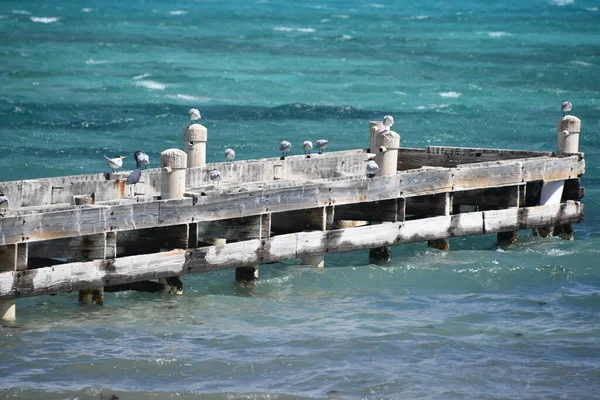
xmin=453 ymin=161 xmax=522 ymax=191
xmin=400 ymin=168 xmax=453 ymax=197
xmin=105 ymin=202 xmax=160 ymax=231
xmin=483 ymin=201 xmax=583 ymax=232
xmin=0 ymin=201 xmax=583 ymax=300
xmin=543 ymin=155 xmax=584 ymax=182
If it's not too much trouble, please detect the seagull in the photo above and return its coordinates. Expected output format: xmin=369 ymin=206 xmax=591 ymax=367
xmin=303 ymin=140 xmax=313 ymax=157
xmin=279 ymin=140 xmax=291 ymax=159
xmin=209 ymin=168 xmax=221 ymax=186
xmin=0 ymin=193 xmax=8 ymax=215
xmin=126 ymin=168 xmax=142 ymax=197
xmin=365 ymin=155 xmax=379 ymax=178
xmin=104 ymin=155 xmax=126 ymax=173
xmin=134 ymin=151 xmax=149 ymax=169
xmin=383 ymin=115 xmax=394 ymax=130
xmin=315 ymin=139 xmax=330 ymax=155
xmin=561 ymin=100 xmax=572 ymax=116
xmin=224 ymin=148 xmax=235 ymax=162
xmin=189 ymin=108 xmax=201 ymax=122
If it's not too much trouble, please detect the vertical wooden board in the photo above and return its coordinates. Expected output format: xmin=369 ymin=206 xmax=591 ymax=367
xmin=453 ymin=162 xmax=522 ymax=190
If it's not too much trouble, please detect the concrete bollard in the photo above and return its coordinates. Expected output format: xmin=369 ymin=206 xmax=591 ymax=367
xmin=369 ymin=121 xmax=385 ymax=153
xmin=161 ymin=149 xmax=187 ymax=200
xmin=557 ymin=115 xmax=580 ymax=154
xmin=184 ymin=123 xmax=208 ymax=168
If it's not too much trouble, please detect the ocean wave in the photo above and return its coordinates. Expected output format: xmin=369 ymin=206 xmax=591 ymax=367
xmin=134 ymin=80 xmax=167 ymax=90
xmin=81 ymin=8 xmax=93 ymax=13
xmin=587 ymin=7 xmax=598 ymax=11
xmin=439 ymin=92 xmax=461 ymax=98
xmin=133 ymin=73 xmax=151 ymax=80
xmin=416 ymin=104 xmax=451 ymax=110
xmin=274 ymin=26 xmax=316 ymax=33
xmin=409 ymin=15 xmax=429 ymax=20
xmin=551 ymin=0 xmax=574 ymax=5
xmin=12 ymin=10 xmax=31 ymax=15
xmin=85 ymin=59 xmax=109 ymax=65
xmin=341 ymin=35 xmax=352 ymax=40
xmin=169 ymin=10 xmax=188 ymax=15
xmin=370 ymin=4 xmax=385 ymax=8
xmin=165 ymin=94 xmax=213 ymax=102
xmin=30 ymin=17 xmax=60 ymax=24
xmin=332 ymin=14 xmax=350 ymax=19
xmin=570 ymin=60 xmax=592 ymax=66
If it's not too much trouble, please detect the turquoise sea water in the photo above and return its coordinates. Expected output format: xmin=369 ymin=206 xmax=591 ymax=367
xmin=1 ymin=0 xmax=599 ymax=398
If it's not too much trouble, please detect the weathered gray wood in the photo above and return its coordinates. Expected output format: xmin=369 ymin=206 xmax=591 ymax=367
xmin=196 ymin=216 xmax=264 ymax=243
xmin=0 ymin=201 xmax=582 ymax=300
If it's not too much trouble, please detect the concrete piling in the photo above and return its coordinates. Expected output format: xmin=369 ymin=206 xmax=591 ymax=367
xmin=161 ymin=149 xmax=187 ymax=199
xmin=184 ymin=122 xmax=208 ymax=168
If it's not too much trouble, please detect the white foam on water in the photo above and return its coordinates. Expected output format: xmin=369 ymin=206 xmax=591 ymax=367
xmin=393 ymin=91 xmax=407 ymax=95
xmin=133 ymin=73 xmax=151 ymax=80
xmin=370 ymin=4 xmax=385 ymax=8
xmin=341 ymin=34 xmax=352 ymax=40
xmin=274 ymin=26 xmax=316 ymax=33
xmin=409 ymin=15 xmax=430 ymax=20
xmin=488 ymin=31 xmax=511 ymax=37
xmin=81 ymin=8 xmax=93 ymax=13
xmin=587 ymin=7 xmax=598 ymax=11
xmin=439 ymin=91 xmax=461 ymax=98
xmin=551 ymin=0 xmax=574 ymax=5
xmin=30 ymin=17 xmax=60 ymax=23
xmin=320 ymin=18 xmax=330 ymax=23
xmin=134 ymin=80 xmax=167 ymax=90
xmin=333 ymin=14 xmax=350 ymax=19
xmin=165 ymin=94 xmax=213 ymax=102
xmin=169 ymin=10 xmax=188 ymax=15
xmin=12 ymin=10 xmax=31 ymax=15
xmin=570 ymin=60 xmax=592 ymax=66
xmin=85 ymin=59 xmax=109 ymax=65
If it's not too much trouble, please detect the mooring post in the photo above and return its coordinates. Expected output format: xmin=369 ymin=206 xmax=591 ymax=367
xmin=0 ymin=243 xmax=27 ymax=321
xmin=368 ymin=122 xmax=400 ymax=263
xmin=183 ymin=121 xmax=207 ymax=168
xmin=536 ymin=114 xmax=581 ymax=239
xmin=161 ymin=149 xmax=187 ymax=199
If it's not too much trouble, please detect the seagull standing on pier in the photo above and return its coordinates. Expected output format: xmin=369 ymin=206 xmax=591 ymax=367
xmin=126 ymin=168 xmax=142 ymax=198
xmin=134 ymin=151 xmax=150 ymax=169
xmin=104 ymin=155 xmax=126 ymax=173
xmin=365 ymin=155 xmax=379 ymax=178
xmin=279 ymin=140 xmax=292 ymax=159
xmin=209 ymin=168 xmax=222 ymax=186
xmin=189 ymin=108 xmax=201 ymax=122
xmin=315 ymin=139 xmax=330 ymax=155
xmin=224 ymin=148 xmax=235 ymax=162
xmin=561 ymin=100 xmax=572 ymax=116
xmin=383 ymin=115 xmax=394 ymax=131
xmin=0 ymin=193 xmax=8 ymax=216
xmin=303 ymin=140 xmax=313 ymax=157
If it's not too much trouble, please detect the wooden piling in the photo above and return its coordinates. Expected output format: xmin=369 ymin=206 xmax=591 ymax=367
xmin=184 ymin=123 xmax=208 ymax=168
xmin=75 ymin=233 xmax=107 ymax=305
xmin=161 ymin=149 xmax=187 ymax=199
xmin=0 ymin=244 xmax=26 ymax=320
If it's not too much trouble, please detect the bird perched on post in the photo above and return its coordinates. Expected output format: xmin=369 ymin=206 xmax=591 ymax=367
xmin=279 ymin=140 xmax=291 ymax=159
xmin=303 ymin=140 xmax=313 ymax=157
xmin=189 ymin=108 xmax=201 ymax=123
xmin=126 ymin=168 xmax=142 ymax=198
xmin=0 ymin=192 xmax=8 ymax=216
xmin=561 ymin=100 xmax=572 ymax=116
xmin=383 ymin=115 xmax=394 ymax=131
xmin=224 ymin=148 xmax=235 ymax=162
xmin=315 ymin=139 xmax=330 ymax=155
xmin=104 ymin=155 xmax=126 ymax=173
xmin=365 ymin=155 xmax=379 ymax=178
xmin=209 ymin=168 xmax=221 ymax=186
xmin=134 ymin=151 xmax=149 ymax=169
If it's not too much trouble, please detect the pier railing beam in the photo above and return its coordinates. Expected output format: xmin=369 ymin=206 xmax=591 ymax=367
xmin=184 ymin=123 xmax=208 ymax=168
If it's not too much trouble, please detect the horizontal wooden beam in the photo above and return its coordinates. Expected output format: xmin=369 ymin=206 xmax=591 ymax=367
xmin=0 ymin=201 xmax=582 ymax=300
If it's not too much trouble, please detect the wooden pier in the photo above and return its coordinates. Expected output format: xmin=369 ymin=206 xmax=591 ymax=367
xmin=0 ymin=115 xmax=585 ymax=320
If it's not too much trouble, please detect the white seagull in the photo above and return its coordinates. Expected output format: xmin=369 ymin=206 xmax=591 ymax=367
xmin=189 ymin=108 xmax=201 ymax=122
xmin=303 ymin=140 xmax=313 ymax=156
xmin=383 ymin=115 xmax=394 ymax=130
xmin=104 ymin=155 xmax=126 ymax=173
xmin=561 ymin=100 xmax=572 ymax=116
xmin=224 ymin=148 xmax=235 ymax=162
xmin=279 ymin=140 xmax=292 ymax=159
xmin=209 ymin=168 xmax=221 ymax=186
xmin=315 ymin=139 xmax=330 ymax=154
xmin=365 ymin=155 xmax=379 ymax=178
xmin=134 ymin=151 xmax=150 ymax=169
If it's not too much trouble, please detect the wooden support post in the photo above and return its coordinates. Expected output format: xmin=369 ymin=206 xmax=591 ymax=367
xmin=0 ymin=243 xmax=26 ymax=321
xmin=495 ymin=185 xmax=521 ymax=246
xmin=299 ymin=208 xmax=328 ymax=268
xmin=75 ymin=233 xmax=106 ymax=305
xmin=161 ymin=149 xmax=187 ymax=200
xmin=183 ymin=122 xmax=207 ymax=168
xmin=416 ymin=192 xmax=452 ymax=251
xmin=157 ymin=224 xmax=189 ymax=294
xmin=536 ymin=180 xmax=564 ymax=238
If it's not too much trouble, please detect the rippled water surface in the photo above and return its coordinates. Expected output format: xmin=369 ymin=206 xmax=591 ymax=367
xmin=1 ymin=0 xmax=599 ymax=399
